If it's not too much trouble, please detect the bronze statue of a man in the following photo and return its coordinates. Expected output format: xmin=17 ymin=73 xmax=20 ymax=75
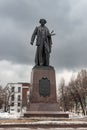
xmin=30 ymin=19 xmax=52 ymax=66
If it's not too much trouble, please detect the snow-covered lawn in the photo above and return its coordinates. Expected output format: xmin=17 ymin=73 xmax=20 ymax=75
xmin=0 ymin=111 xmax=87 ymax=120
xmin=0 ymin=112 xmax=21 ymax=119
xmin=69 ymin=112 xmax=87 ymax=119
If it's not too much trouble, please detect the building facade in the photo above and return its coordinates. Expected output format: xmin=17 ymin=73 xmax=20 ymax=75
xmin=5 ymin=82 xmax=30 ymax=114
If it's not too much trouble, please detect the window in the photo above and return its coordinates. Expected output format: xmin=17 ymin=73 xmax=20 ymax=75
xmin=18 ymin=103 xmax=21 ymax=106
xmin=18 ymin=87 xmax=21 ymax=92
xmin=11 ymin=103 xmax=14 ymax=106
xmin=18 ymin=95 xmax=21 ymax=101
xmin=11 ymin=86 xmax=14 ymax=92
xmin=17 ymin=109 xmax=20 ymax=112
xmin=11 ymin=95 xmax=14 ymax=101
xmin=11 ymin=109 xmax=14 ymax=111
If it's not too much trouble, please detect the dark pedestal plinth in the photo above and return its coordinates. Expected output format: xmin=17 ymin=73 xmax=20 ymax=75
xmin=24 ymin=111 xmax=69 ymax=118
xmin=28 ymin=66 xmax=59 ymax=111
xmin=24 ymin=66 xmax=69 ymax=118
xmin=30 ymin=66 xmax=57 ymax=103
xmin=28 ymin=103 xmax=59 ymax=111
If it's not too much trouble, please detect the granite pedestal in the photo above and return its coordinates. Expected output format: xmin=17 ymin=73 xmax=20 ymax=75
xmin=24 ymin=66 xmax=69 ymax=118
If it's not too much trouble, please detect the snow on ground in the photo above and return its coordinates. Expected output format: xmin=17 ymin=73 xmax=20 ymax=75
xmin=69 ymin=112 xmax=87 ymax=119
xmin=0 ymin=112 xmax=21 ymax=119
xmin=0 ymin=111 xmax=87 ymax=120
xmin=0 ymin=128 xmax=87 ymax=130
xmin=69 ymin=112 xmax=82 ymax=118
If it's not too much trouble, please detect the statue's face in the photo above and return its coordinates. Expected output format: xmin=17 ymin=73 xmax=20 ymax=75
xmin=40 ymin=20 xmax=45 ymax=26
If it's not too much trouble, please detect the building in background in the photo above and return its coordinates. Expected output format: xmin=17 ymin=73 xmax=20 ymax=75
xmin=5 ymin=82 xmax=30 ymax=114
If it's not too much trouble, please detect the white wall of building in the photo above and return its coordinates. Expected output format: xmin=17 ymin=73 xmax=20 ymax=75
xmin=6 ymin=83 xmax=22 ymax=114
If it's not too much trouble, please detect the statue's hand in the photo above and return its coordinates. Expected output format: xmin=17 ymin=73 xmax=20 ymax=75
xmin=30 ymin=41 xmax=33 ymax=45
xmin=47 ymin=33 xmax=51 ymax=37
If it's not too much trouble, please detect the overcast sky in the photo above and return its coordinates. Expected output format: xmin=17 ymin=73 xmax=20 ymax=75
xmin=0 ymin=0 xmax=87 ymax=86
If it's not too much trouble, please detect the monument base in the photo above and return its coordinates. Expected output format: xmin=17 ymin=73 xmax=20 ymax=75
xmin=24 ymin=111 xmax=69 ymax=118
xmin=24 ymin=66 xmax=69 ymax=118
xmin=29 ymin=66 xmax=57 ymax=103
xmin=27 ymin=103 xmax=60 ymax=111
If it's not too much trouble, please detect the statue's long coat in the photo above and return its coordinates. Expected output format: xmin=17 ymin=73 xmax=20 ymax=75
xmin=31 ymin=25 xmax=52 ymax=66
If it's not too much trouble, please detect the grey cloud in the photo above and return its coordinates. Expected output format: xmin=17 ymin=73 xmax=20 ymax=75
xmin=0 ymin=0 xmax=87 ymax=70
xmin=0 ymin=0 xmax=41 ymax=29
xmin=0 ymin=33 xmax=35 ymax=65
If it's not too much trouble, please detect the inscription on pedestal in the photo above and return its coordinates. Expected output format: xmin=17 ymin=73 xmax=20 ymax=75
xmin=39 ymin=78 xmax=50 ymax=97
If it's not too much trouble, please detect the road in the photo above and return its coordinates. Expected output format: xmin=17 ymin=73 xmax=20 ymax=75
xmin=0 ymin=128 xmax=87 ymax=130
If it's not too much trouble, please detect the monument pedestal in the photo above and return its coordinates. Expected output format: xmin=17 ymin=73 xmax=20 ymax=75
xmin=24 ymin=66 xmax=69 ymax=118
xmin=29 ymin=66 xmax=59 ymax=111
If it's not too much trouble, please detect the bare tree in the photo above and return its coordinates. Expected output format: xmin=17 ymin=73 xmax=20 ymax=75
xmin=4 ymin=86 xmax=12 ymax=112
xmin=58 ymin=69 xmax=87 ymax=115
xmin=0 ymin=85 xmax=4 ymax=109
xmin=58 ymin=78 xmax=73 ymax=111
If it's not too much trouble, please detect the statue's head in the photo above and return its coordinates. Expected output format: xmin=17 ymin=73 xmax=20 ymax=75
xmin=39 ymin=19 xmax=47 ymax=25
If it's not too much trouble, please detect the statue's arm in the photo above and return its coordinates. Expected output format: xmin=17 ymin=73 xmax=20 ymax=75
xmin=47 ymin=29 xmax=52 ymax=45
xmin=30 ymin=27 xmax=38 ymax=45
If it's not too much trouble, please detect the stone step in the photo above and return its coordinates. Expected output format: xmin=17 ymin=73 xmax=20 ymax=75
xmin=24 ymin=111 xmax=69 ymax=118
xmin=0 ymin=120 xmax=87 ymax=128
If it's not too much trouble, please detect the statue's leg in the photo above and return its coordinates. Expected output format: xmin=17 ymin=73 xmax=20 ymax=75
xmin=45 ymin=50 xmax=50 ymax=66
xmin=38 ymin=43 xmax=44 ymax=66
xmin=43 ymin=45 xmax=46 ymax=65
xmin=35 ymin=46 xmax=39 ymax=66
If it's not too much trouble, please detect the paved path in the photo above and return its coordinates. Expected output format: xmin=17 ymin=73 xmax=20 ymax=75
xmin=0 ymin=128 xmax=87 ymax=130
xmin=1 ymin=118 xmax=87 ymax=129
